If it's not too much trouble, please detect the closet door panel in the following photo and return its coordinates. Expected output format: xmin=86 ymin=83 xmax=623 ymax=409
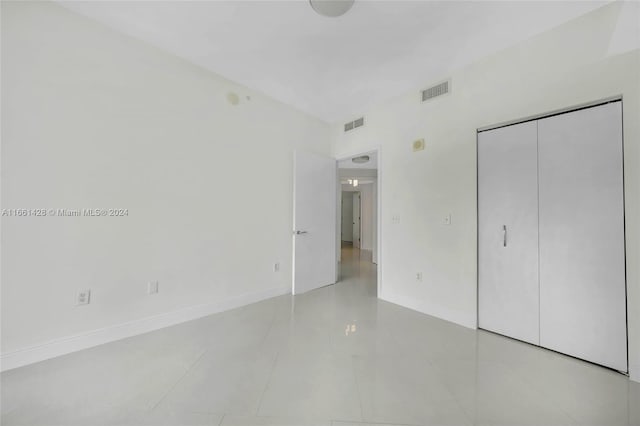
xmin=478 ymin=121 xmax=540 ymax=345
xmin=538 ymin=102 xmax=626 ymax=372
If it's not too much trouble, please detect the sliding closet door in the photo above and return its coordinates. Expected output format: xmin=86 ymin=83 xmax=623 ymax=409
xmin=538 ymin=102 xmax=627 ymax=372
xmin=478 ymin=121 xmax=539 ymax=345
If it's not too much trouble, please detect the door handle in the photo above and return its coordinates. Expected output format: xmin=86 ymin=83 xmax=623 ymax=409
xmin=503 ymin=225 xmax=507 ymax=247
xmin=294 ymin=230 xmax=308 ymax=235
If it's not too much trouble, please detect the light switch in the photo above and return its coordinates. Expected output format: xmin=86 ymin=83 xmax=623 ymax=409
xmin=444 ymin=214 xmax=451 ymax=225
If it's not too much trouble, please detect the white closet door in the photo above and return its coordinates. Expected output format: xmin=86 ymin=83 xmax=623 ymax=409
xmin=478 ymin=121 xmax=540 ymax=345
xmin=538 ymin=102 xmax=627 ymax=372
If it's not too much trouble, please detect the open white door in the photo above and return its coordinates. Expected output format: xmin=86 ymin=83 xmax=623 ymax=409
xmin=293 ymin=151 xmax=337 ymax=295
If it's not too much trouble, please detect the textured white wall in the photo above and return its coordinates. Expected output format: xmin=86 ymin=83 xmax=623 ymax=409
xmin=1 ymin=2 xmax=331 ymax=360
xmin=359 ymin=185 xmax=375 ymax=252
xmin=332 ymin=2 xmax=640 ymax=381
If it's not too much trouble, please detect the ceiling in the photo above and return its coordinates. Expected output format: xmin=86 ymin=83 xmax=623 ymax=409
xmin=58 ymin=1 xmax=608 ymax=123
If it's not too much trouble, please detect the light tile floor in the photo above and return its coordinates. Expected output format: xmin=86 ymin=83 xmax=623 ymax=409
xmin=2 ymin=247 xmax=639 ymax=426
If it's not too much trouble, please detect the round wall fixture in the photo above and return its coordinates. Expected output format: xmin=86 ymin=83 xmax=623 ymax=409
xmin=226 ymin=92 xmax=240 ymax=106
xmin=352 ymin=155 xmax=370 ymax=164
xmin=309 ymin=0 xmax=354 ymax=17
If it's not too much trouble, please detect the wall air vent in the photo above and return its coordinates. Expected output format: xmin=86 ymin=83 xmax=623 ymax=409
xmin=344 ymin=117 xmax=365 ymax=132
xmin=422 ymin=80 xmax=450 ymax=102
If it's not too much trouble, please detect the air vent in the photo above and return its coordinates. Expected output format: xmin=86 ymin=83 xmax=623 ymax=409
xmin=344 ymin=117 xmax=365 ymax=132
xmin=421 ymin=80 xmax=450 ymax=102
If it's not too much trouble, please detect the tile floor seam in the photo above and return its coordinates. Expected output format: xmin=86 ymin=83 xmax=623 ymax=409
xmin=150 ymin=348 xmax=208 ymax=412
xmin=0 ymin=406 xmax=18 ymax=419
xmin=257 ymin=300 xmax=280 ymax=349
xmin=217 ymin=413 xmax=225 ymax=426
xmin=255 ymin=349 xmax=281 ymax=416
xmin=350 ymin=354 xmax=365 ymax=423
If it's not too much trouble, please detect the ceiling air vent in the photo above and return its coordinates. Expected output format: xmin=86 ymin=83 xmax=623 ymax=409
xmin=422 ymin=80 xmax=450 ymax=102
xmin=344 ymin=117 xmax=365 ymax=132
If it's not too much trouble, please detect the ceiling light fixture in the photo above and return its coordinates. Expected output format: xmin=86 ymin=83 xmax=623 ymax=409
xmin=352 ymin=155 xmax=370 ymax=164
xmin=309 ymin=0 xmax=354 ymax=17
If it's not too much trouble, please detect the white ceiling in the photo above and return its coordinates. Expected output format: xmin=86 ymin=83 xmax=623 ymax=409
xmin=59 ymin=1 xmax=608 ymax=123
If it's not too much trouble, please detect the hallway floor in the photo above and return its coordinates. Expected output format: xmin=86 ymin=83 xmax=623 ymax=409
xmin=2 ymin=248 xmax=638 ymax=426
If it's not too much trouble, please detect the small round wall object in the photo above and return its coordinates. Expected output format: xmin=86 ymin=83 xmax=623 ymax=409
xmin=226 ymin=92 xmax=240 ymax=106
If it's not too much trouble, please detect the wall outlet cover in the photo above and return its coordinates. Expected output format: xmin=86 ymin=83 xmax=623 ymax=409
xmin=77 ymin=290 xmax=91 ymax=306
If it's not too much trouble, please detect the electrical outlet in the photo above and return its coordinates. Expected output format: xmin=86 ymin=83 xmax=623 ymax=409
xmin=77 ymin=289 xmax=91 ymax=306
xmin=444 ymin=214 xmax=452 ymax=225
xmin=416 ymin=272 xmax=423 ymax=281
xmin=148 ymin=281 xmax=159 ymax=295
xmin=273 ymin=262 xmax=280 ymax=272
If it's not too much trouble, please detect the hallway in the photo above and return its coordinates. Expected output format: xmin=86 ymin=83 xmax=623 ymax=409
xmin=1 ymin=250 xmax=638 ymax=426
xmin=337 ymin=244 xmax=376 ymax=295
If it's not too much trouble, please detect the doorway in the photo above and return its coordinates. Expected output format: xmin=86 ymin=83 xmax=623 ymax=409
xmin=291 ymin=148 xmax=381 ymax=296
xmin=336 ymin=150 xmax=380 ymax=293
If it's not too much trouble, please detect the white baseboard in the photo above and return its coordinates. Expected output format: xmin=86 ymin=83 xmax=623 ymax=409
xmin=0 ymin=286 xmax=290 ymax=372
xmin=379 ymin=291 xmax=477 ymax=330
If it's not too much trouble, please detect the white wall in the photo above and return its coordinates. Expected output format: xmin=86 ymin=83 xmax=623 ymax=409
xmin=1 ymin=1 xmax=331 ymax=369
xmin=332 ymin=2 xmax=640 ymax=382
xmin=359 ymin=185 xmax=374 ymax=252
xmin=340 ymin=192 xmax=353 ymax=242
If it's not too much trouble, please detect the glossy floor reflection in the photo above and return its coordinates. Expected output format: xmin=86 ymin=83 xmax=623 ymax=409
xmin=2 ymin=246 xmax=638 ymax=426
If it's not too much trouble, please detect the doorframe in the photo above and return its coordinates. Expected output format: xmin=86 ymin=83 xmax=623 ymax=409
xmin=335 ymin=148 xmax=382 ymax=296
xmin=352 ymin=191 xmax=361 ymax=248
